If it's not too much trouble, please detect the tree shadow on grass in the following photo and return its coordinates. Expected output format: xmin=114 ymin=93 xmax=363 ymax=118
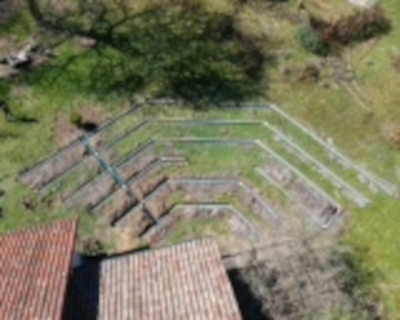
xmin=26 ymin=0 xmax=272 ymax=109
xmin=229 ymin=268 xmax=274 ymax=320
xmin=12 ymin=114 xmax=38 ymax=123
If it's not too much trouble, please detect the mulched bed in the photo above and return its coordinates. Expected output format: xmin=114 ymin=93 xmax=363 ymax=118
xmin=144 ymin=182 xmax=175 ymax=219
xmin=21 ymin=143 xmax=89 ymax=189
xmin=99 ymin=170 xmax=168 ymax=225
xmin=66 ymin=149 xmax=156 ymax=210
xmin=113 ymin=206 xmax=154 ymax=237
xmin=262 ymin=160 xmax=340 ymax=226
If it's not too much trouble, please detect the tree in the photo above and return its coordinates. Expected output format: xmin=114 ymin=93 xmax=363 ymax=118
xmin=26 ymin=0 xmax=267 ymax=108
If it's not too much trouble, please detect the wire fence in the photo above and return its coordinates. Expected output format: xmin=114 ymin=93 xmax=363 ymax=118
xmin=158 ymin=137 xmax=368 ymax=207
xmin=269 ymin=103 xmax=398 ymax=197
xmin=143 ymin=203 xmax=261 ymax=240
xmin=81 ymin=136 xmax=157 ymax=223
xmin=154 ymin=119 xmax=379 ymax=200
xmin=91 ymin=156 xmax=186 ymax=214
xmin=154 ymin=118 xmax=375 ymax=202
xmin=20 ymin=102 xmax=145 ymax=179
xmin=63 ymin=141 xmax=156 ymax=209
xmin=169 ymin=178 xmax=282 ymax=225
xmin=59 ymin=136 xmax=351 ymax=231
xmin=261 ymin=121 xmax=370 ymax=207
xmin=154 ymin=115 xmax=395 ymax=198
xmin=22 ymin=101 xmax=396 ymax=200
xmin=255 ymin=167 xmax=343 ymax=229
xmin=18 ymin=100 xmax=394 ymax=237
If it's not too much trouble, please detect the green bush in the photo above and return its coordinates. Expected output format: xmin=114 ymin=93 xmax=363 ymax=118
xmin=0 ymin=80 xmax=11 ymax=101
xmin=296 ymin=24 xmax=329 ymax=56
xmin=70 ymin=112 xmax=83 ymax=128
xmin=81 ymin=238 xmax=104 ymax=257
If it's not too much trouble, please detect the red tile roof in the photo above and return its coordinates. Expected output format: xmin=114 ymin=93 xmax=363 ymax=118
xmin=98 ymin=238 xmax=242 ymax=320
xmin=0 ymin=219 xmax=78 ymax=320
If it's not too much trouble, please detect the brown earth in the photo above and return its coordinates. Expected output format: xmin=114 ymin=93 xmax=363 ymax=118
xmin=54 ymin=106 xmax=105 ymax=148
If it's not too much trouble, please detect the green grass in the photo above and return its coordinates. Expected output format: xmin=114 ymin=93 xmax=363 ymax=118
xmin=0 ymin=10 xmax=35 ymax=42
xmin=164 ymin=216 xmax=231 ymax=246
xmin=0 ymin=42 xmax=128 ymax=242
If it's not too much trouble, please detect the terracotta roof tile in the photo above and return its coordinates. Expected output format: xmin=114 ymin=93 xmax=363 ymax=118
xmin=0 ymin=219 xmax=78 ymax=320
xmin=97 ymin=238 xmax=242 ymax=320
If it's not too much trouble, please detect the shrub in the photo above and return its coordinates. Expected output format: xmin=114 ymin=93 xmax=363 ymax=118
xmin=296 ymin=24 xmax=329 ymax=56
xmin=206 ymin=13 xmax=235 ymax=41
xmin=298 ymin=63 xmax=320 ymax=83
xmin=82 ymin=238 xmax=104 ymax=257
xmin=321 ymin=7 xmax=390 ymax=45
xmin=0 ymin=80 xmax=11 ymax=100
xmin=70 ymin=111 xmax=83 ymax=128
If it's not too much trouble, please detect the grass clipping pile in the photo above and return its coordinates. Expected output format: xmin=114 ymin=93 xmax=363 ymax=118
xmin=226 ymin=241 xmax=381 ymax=320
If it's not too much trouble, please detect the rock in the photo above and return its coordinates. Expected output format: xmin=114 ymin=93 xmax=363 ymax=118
xmin=78 ymin=37 xmax=97 ymax=48
xmin=348 ymin=0 xmax=379 ymax=8
xmin=0 ymin=41 xmax=54 ymax=79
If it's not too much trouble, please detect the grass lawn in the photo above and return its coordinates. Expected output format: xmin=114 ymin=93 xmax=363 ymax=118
xmin=1 ymin=0 xmax=400 ymax=317
xmin=261 ymin=0 xmax=400 ymax=315
xmin=164 ymin=217 xmax=231 ymax=246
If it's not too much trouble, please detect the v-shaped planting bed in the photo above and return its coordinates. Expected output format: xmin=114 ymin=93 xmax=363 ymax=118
xmin=19 ymin=100 xmax=397 ymax=249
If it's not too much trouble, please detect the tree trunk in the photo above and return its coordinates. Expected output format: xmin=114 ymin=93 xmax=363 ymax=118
xmin=27 ymin=0 xmax=43 ymax=21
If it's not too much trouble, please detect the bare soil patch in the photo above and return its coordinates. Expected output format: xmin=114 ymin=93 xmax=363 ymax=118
xmin=144 ymin=182 xmax=175 ymax=219
xmin=116 ymin=150 xmax=156 ymax=183
xmin=98 ymin=166 xmax=166 ymax=225
xmin=99 ymin=189 xmax=138 ymax=226
xmin=114 ymin=206 xmax=154 ymax=237
xmin=67 ymin=149 xmax=156 ymax=210
xmin=20 ymin=143 xmax=88 ymax=189
xmin=21 ymin=107 xmax=107 ymax=190
xmin=55 ymin=106 xmax=105 ymax=148
xmin=132 ymin=171 xmax=167 ymax=201
xmin=262 ymin=161 xmax=340 ymax=225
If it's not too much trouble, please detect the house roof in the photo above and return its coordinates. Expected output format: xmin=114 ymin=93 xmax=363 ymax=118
xmin=0 ymin=219 xmax=78 ymax=320
xmin=99 ymin=238 xmax=242 ymax=320
xmin=65 ymin=238 xmax=242 ymax=320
